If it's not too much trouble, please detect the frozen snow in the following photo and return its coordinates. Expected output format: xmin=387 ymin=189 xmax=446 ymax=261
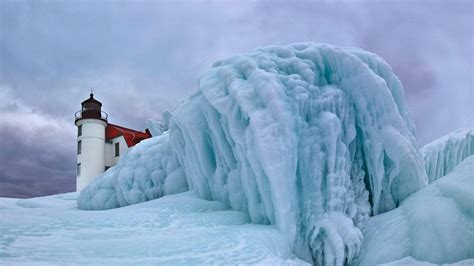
xmin=78 ymin=43 xmax=430 ymax=264
xmin=355 ymin=155 xmax=474 ymax=265
xmin=422 ymin=127 xmax=474 ymax=183
xmin=1 ymin=191 xmax=306 ymax=265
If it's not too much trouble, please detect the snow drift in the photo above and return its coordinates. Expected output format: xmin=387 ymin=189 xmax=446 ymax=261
xmin=78 ymin=43 xmax=429 ymax=264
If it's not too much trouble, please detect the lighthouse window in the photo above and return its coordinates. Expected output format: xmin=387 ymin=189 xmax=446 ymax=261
xmin=77 ymin=163 xmax=81 ymax=176
xmin=77 ymin=140 xmax=82 ymax=154
xmin=115 ymin=142 xmax=120 ymax=157
xmin=78 ymin=125 xmax=82 ymax=136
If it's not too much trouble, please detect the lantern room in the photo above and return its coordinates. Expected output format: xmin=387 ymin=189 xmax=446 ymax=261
xmin=75 ymin=93 xmax=108 ymax=122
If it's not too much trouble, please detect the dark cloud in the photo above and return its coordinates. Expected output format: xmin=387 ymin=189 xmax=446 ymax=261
xmin=0 ymin=88 xmax=75 ymax=197
xmin=0 ymin=0 xmax=472 ymax=198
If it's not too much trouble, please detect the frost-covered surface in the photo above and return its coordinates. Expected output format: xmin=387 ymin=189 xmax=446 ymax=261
xmin=355 ymin=155 xmax=474 ymax=265
xmin=1 ymin=192 xmax=306 ymax=265
xmin=422 ymin=127 xmax=474 ymax=183
xmin=78 ymin=43 xmax=429 ymax=264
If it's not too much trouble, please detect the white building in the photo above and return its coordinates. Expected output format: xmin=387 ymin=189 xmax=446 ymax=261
xmin=75 ymin=93 xmax=151 ymax=191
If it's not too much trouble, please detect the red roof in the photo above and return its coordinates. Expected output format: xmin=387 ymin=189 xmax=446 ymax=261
xmin=106 ymin=123 xmax=152 ymax=147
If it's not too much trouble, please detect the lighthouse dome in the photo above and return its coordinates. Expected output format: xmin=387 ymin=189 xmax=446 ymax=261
xmin=75 ymin=93 xmax=107 ymax=123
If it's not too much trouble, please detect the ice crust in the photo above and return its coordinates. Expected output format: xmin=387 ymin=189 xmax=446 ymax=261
xmin=78 ymin=43 xmax=429 ymax=264
xmin=421 ymin=127 xmax=474 ymax=183
xmin=1 ymin=192 xmax=306 ymax=265
xmin=355 ymin=155 xmax=474 ymax=265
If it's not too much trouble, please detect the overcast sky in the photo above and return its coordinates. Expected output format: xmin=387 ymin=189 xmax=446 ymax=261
xmin=0 ymin=0 xmax=473 ymax=198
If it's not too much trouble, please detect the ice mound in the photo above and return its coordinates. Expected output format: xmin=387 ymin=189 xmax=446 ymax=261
xmin=78 ymin=43 xmax=429 ymax=264
xmin=355 ymin=155 xmax=474 ymax=265
xmin=421 ymin=127 xmax=474 ymax=183
xmin=78 ymin=135 xmax=188 ymax=210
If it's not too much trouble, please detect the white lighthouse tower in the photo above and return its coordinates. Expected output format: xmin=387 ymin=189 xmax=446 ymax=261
xmin=75 ymin=92 xmax=108 ymax=191
xmin=74 ymin=92 xmax=152 ymax=191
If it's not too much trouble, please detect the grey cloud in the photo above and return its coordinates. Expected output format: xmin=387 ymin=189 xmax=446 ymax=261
xmin=0 ymin=87 xmax=75 ymax=197
xmin=0 ymin=128 xmax=75 ymax=198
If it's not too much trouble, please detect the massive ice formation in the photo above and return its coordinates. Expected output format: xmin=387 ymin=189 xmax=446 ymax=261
xmin=421 ymin=127 xmax=474 ymax=183
xmin=78 ymin=43 xmax=429 ymax=264
xmin=355 ymin=155 xmax=474 ymax=265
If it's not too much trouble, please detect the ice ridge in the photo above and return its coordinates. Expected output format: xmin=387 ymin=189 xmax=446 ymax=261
xmin=421 ymin=127 xmax=474 ymax=183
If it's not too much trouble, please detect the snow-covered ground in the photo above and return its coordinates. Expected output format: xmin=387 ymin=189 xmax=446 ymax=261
xmin=0 ymin=191 xmax=306 ymax=265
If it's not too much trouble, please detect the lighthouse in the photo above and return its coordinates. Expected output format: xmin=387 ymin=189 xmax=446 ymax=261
xmin=75 ymin=93 xmax=152 ymax=191
xmin=75 ymin=93 xmax=107 ymax=191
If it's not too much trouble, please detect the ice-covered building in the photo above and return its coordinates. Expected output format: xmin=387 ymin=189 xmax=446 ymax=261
xmin=74 ymin=93 xmax=152 ymax=191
